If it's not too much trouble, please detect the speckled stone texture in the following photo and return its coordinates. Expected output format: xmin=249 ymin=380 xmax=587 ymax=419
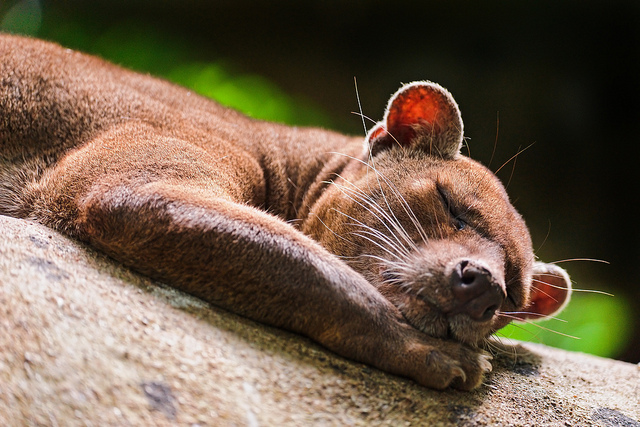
xmin=1 ymin=215 xmax=638 ymax=426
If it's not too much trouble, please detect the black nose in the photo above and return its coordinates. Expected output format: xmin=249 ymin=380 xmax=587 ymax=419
xmin=450 ymin=260 xmax=504 ymax=321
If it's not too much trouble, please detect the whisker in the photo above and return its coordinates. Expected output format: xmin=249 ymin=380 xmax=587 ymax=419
xmin=374 ymin=175 xmax=430 ymax=246
xmin=361 ymin=163 xmax=431 ymax=245
xmin=482 ymin=339 xmax=501 ymax=356
xmin=500 ymin=311 xmax=568 ymax=323
xmin=504 ymin=144 xmax=520 ymax=190
xmin=570 ymin=288 xmax=613 ymax=296
xmin=462 ymin=136 xmax=472 ymax=158
xmin=328 ymin=200 xmax=412 ymax=261
xmin=353 ymin=76 xmax=370 ymax=137
xmin=482 ymin=335 xmax=520 ymax=359
xmin=312 ymin=212 xmax=351 ymax=243
xmin=488 ymin=111 xmax=499 ymax=169
xmin=535 ymin=219 xmax=552 ymax=253
xmin=351 ymin=230 xmax=408 ymax=262
xmin=533 ymin=275 xmax=614 ymax=296
xmin=359 ymin=253 xmax=409 ymax=269
xmin=350 ymin=226 xmax=408 ymax=255
xmin=330 ymin=180 xmax=415 ymax=257
xmin=550 ymin=258 xmax=610 ymax=265
xmin=498 ymin=312 xmax=580 ymax=340
xmin=494 ymin=142 xmax=535 ymax=175
xmin=333 ymin=174 xmax=421 ymax=254
xmin=339 ymin=161 xmax=420 ymax=245
xmin=350 ymin=111 xmax=378 ymax=127
xmin=529 ymin=284 xmax=561 ymax=302
xmin=329 ymin=151 xmax=431 ymax=247
xmin=366 ymin=188 xmax=421 ymax=252
xmin=497 ymin=320 xmax=543 ymax=339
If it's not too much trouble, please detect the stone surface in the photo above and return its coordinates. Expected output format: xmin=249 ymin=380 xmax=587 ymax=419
xmin=0 ymin=214 xmax=638 ymax=426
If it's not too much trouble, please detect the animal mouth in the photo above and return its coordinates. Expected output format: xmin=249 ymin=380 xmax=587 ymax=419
xmin=446 ymin=288 xmax=504 ymax=323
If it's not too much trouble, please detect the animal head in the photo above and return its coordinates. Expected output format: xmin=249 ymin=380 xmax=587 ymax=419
xmin=305 ymin=81 xmax=571 ymax=346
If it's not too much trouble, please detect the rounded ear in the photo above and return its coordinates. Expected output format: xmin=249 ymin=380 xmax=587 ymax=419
xmin=516 ymin=262 xmax=572 ymax=321
xmin=365 ymin=81 xmax=464 ymax=159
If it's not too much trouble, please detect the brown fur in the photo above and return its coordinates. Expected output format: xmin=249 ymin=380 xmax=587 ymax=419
xmin=0 ymin=34 xmax=571 ymax=390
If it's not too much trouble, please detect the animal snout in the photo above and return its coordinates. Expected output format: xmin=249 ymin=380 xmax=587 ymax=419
xmin=450 ymin=260 xmax=505 ymax=322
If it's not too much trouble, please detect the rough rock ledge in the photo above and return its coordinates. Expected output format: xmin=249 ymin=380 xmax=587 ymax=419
xmin=1 ymin=215 xmax=638 ymax=426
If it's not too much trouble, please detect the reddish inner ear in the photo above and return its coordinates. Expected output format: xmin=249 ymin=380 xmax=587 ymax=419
xmin=387 ymin=87 xmax=444 ymax=145
xmin=367 ymin=123 xmax=387 ymax=141
xmin=519 ymin=272 xmax=571 ymax=321
xmin=365 ymin=81 xmax=463 ymax=158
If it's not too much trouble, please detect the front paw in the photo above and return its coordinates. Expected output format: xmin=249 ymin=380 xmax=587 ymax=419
xmin=404 ymin=339 xmax=493 ymax=390
xmin=429 ymin=344 xmax=492 ymax=390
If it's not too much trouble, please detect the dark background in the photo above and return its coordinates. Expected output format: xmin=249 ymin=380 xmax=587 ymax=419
xmin=2 ymin=0 xmax=638 ymax=362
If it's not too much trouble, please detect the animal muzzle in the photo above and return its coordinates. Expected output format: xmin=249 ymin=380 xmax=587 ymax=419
xmin=449 ymin=259 xmax=505 ymax=322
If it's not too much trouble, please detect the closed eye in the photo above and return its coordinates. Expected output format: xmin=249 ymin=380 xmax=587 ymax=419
xmin=436 ymin=183 xmax=467 ymax=231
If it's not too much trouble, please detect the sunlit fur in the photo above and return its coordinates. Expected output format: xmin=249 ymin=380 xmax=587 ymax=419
xmin=0 ymin=35 xmax=572 ymax=390
xmin=303 ymin=149 xmax=536 ymax=347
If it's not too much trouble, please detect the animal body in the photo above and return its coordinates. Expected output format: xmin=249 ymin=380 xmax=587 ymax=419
xmin=0 ymin=34 xmax=571 ymax=390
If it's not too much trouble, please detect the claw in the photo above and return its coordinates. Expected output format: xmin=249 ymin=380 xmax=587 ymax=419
xmin=478 ymin=352 xmax=493 ymax=373
xmin=452 ymin=366 xmax=467 ymax=383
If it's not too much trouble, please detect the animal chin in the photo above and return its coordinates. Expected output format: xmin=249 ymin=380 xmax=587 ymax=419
xmin=391 ymin=291 xmax=494 ymax=346
xmin=429 ymin=313 xmax=495 ymax=346
xmin=444 ymin=314 xmax=496 ymax=346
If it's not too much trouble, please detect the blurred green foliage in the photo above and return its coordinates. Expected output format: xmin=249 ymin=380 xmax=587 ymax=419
xmin=0 ymin=0 xmax=42 ymax=35
xmin=0 ymin=1 xmax=632 ymax=359
xmin=498 ymin=290 xmax=632 ymax=357
xmin=3 ymin=6 xmax=334 ymax=129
